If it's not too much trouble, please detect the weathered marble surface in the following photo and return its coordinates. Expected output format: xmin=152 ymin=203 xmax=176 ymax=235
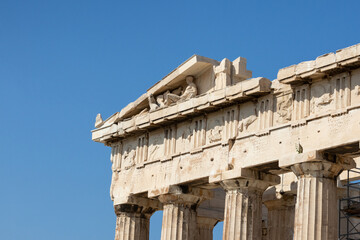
xmin=93 ymin=43 xmax=360 ymax=240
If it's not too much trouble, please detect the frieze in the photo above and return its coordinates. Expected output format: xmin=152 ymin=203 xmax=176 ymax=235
xmin=93 ymin=43 xmax=360 ymax=205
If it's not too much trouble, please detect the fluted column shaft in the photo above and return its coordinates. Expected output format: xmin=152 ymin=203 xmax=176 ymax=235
xmin=114 ymin=204 xmax=152 ymax=240
xmin=264 ymin=194 xmax=295 ymax=240
xmin=161 ymin=202 xmax=197 ymax=240
xmin=221 ymin=179 xmax=270 ymax=240
xmin=196 ymin=217 xmax=218 ymax=240
xmin=115 ymin=212 xmax=150 ymax=240
xmin=159 ymin=194 xmax=202 ymax=240
xmin=291 ymin=162 xmax=343 ymax=240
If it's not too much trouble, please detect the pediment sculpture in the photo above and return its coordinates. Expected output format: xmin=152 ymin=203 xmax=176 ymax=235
xmin=148 ymin=75 xmax=198 ymax=111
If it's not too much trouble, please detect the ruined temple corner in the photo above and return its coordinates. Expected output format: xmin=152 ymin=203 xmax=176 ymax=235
xmin=93 ymin=43 xmax=360 ymax=240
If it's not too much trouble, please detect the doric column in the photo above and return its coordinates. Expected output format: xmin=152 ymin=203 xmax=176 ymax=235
xmin=278 ymin=150 xmax=355 ymax=240
xmin=291 ymin=161 xmax=343 ymax=240
xmin=196 ymin=216 xmax=218 ymax=240
xmin=159 ymin=190 xmax=210 ymax=240
xmin=263 ymin=193 xmax=295 ymax=240
xmin=221 ymin=178 xmax=272 ymax=240
xmin=114 ymin=204 xmax=154 ymax=240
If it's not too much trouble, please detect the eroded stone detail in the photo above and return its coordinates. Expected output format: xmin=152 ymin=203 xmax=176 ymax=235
xmin=148 ymin=94 xmax=159 ymax=111
xmin=221 ymin=179 xmax=271 ymax=240
xmin=148 ymin=135 xmax=161 ymax=162
xmin=311 ymin=82 xmax=333 ymax=114
xmin=333 ymin=72 xmax=351 ymax=109
xmin=263 ymin=193 xmax=295 ymax=240
xmin=160 ymin=201 xmax=197 ymax=240
xmin=192 ymin=116 xmax=206 ymax=148
xmin=224 ymin=107 xmax=238 ymax=140
xmin=214 ymin=58 xmax=232 ymax=90
xmin=122 ymin=146 xmax=136 ymax=169
xmin=208 ymin=125 xmax=222 ymax=143
xmin=136 ymin=134 xmax=148 ymax=164
xmin=292 ymin=85 xmax=310 ymax=121
xmin=178 ymin=76 xmax=197 ymax=102
xmin=111 ymin=142 xmax=122 ymax=171
xmin=239 ymin=102 xmax=257 ymax=133
xmin=158 ymin=191 xmax=210 ymax=240
xmin=291 ymin=162 xmax=345 ymax=240
xmin=276 ymin=94 xmax=293 ymax=124
xmin=95 ymin=113 xmax=103 ymax=128
xmin=148 ymin=76 xmax=198 ymax=111
xmin=91 ymin=44 xmax=360 ymax=240
xmin=258 ymin=95 xmax=273 ymax=130
xmin=114 ymin=204 xmax=155 ymax=240
xmin=164 ymin=126 xmax=176 ymax=156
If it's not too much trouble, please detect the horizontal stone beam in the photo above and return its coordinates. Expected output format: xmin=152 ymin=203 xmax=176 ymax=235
xmin=209 ymin=167 xmax=280 ymax=185
xmin=148 ymin=185 xmax=213 ymax=200
xmin=279 ymin=150 xmax=356 ymax=169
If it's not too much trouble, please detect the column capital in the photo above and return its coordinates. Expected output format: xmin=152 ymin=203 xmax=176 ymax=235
xmin=219 ymin=171 xmax=279 ymax=240
xmin=291 ymin=163 xmax=340 ymax=239
xmin=210 ymin=167 xmax=280 ymax=186
xmin=114 ymin=196 xmax=161 ymax=218
xmin=158 ymin=193 xmax=202 ymax=207
xmin=114 ymin=202 xmax=154 ymax=240
xmin=220 ymin=178 xmax=271 ymax=192
xmin=153 ymin=185 xmax=213 ymax=208
xmin=291 ymin=161 xmax=344 ymax=179
xmin=114 ymin=204 xmax=155 ymax=216
xmin=222 ymin=180 xmax=264 ymax=240
xmin=218 ymin=169 xmax=280 ymax=193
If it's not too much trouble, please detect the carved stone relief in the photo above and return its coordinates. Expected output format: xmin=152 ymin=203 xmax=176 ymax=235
xmin=181 ymin=125 xmax=193 ymax=147
xmin=147 ymin=76 xmax=197 ymax=111
xmin=239 ymin=102 xmax=258 ymax=133
xmin=311 ymin=81 xmax=333 ymax=114
xmin=148 ymin=129 xmax=165 ymax=162
xmin=175 ymin=76 xmax=197 ymax=102
xmin=173 ymin=122 xmax=193 ymax=154
xmin=149 ymin=138 xmax=160 ymax=161
xmin=148 ymin=94 xmax=159 ymax=111
xmin=122 ymin=145 xmax=136 ymax=169
xmin=156 ymin=94 xmax=165 ymax=108
xmin=316 ymin=93 xmax=333 ymax=106
xmin=239 ymin=114 xmax=257 ymax=133
xmin=208 ymin=119 xmax=223 ymax=143
xmin=276 ymin=94 xmax=293 ymax=124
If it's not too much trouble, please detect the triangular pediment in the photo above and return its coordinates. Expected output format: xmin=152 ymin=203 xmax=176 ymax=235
xmin=95 ymin=54 xmax=253 ymax=129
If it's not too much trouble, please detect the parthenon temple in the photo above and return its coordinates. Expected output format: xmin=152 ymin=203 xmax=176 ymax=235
xmin=92 ymin=43 xmax=360 ymax=240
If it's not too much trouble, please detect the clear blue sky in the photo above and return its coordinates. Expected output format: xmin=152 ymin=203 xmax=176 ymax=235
xmin=1 ymin=0 xmax=359 ymax=239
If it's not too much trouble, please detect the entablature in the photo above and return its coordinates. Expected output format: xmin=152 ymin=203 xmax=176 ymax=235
xmin=277 ymin=43 xmax=360 ymax=84
xmin=96 ymin=43 xmax=360 ymax=207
